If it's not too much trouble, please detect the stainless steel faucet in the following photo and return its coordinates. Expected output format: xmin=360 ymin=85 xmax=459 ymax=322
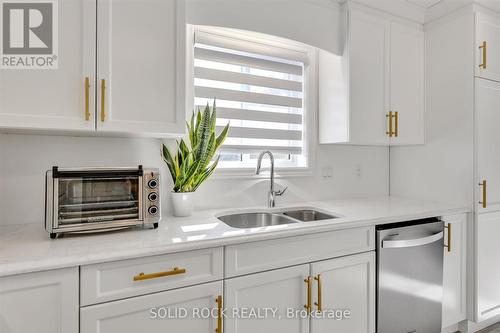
xmin=256 ymin=151 xmax=288 ymax=207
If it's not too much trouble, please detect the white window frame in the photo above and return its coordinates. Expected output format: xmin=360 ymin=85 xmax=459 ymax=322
xmin=186 ymin=25 xmax=317 ymax=178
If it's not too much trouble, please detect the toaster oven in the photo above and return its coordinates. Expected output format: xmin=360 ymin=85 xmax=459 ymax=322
xmin=45 ymin=166 xmax=160 ymax=238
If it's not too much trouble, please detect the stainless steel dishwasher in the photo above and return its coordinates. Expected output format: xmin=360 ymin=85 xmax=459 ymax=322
xmin=377 ymin=219 xmax=444 ymax=333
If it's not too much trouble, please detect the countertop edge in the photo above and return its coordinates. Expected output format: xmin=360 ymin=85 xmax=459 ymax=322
xmin=0 ymin=205 xmax=469 ymax=278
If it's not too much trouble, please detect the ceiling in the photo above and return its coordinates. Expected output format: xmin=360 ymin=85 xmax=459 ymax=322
xmin=338 ymin=0 xmax=500 ymax=24
xmin=406 ymin=0 xmax=444 ymax=8
xmin=349 ymin=0 xmax=489 ymax=23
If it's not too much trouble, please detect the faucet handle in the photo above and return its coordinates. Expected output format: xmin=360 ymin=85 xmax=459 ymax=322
xmin=276 ymin=186 xmax=288 ymax=196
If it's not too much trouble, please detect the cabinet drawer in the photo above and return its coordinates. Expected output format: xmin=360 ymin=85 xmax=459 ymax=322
xmin=81 ymin=281 xmax=222 ymax=333
xmin=81 ymin=247 xmax=223 ymax=306
xmin=225 ymin=227 xmax=375 ymax=277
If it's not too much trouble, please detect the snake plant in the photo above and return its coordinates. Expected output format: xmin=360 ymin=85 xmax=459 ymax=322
xmin=162 ymin=102 xmax=229 ymax=192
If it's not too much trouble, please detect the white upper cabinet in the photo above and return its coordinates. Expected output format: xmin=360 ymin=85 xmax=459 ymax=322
xmin=389 ymin=22 xmax=425 ymax=145
xmin=0 ymin=0 xmax=185 ymax=137
xmin=0 ymin=0 xmax=95 ymax=132
xmin=96 ymin=0 xmax=186 ymax=137
xmin=476 ymin=11 xmax=500 ymax=82
xmin=347 ymin=10 xmax=390 ymax=145
xmin=319 ymin=7 xmax=424 ymax=146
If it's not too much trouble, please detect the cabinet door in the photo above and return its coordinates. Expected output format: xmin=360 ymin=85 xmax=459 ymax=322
xmin=81 ymin=281 xmax=222 ymax=333
xmin=348 ymin=11 xmax=390 ymax=145
xmin=476 ymin=78 xmax=500 ymax=212
xmin=442 ymin=214 xmax=467 ymax=328
xmin=310 ymin=252 xmax=376 ymax=333
xmin=97 ymin=0 xmax=185 ymax=136
xmin=0 ymin=268 xmax=79 ymax=333
xmin=0 ymin=0 xmax=95 ymax=132
xmin=389 ymin=22 xmax=424 ymax=145
xmin=224 ymin=265 xmax=310 ymax=333
xmin=476 ymin=12 xmax=500 ymax=82
xmin=476 ymin=211 xmax=500 ymax=321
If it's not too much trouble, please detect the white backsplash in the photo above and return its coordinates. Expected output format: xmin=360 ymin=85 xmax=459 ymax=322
xmin=0 ymin=133 xmax=389 ymax=226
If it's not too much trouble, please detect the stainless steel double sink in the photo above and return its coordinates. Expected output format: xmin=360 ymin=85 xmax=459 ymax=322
xmin=217 ymin=209 xmax=338 ymax=229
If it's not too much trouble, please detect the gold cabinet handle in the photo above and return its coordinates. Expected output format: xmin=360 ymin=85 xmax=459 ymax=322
xmin=84 ymin=77 xmax=90 ymax=121
xmin=304 ymin=276 xmax=312 ymax=312
xmin=479 ymin=41 xmax=487 ymax=69
xmin=479 ymin=180 xmax=487 ymax=208
xmin=100 ymin=79 xmax=106 ymax=122
xmin=444 ymin=223 xmax=451 ymax=252
xmin=314 ymin=274 xmax=322 ymax=312
xmin=133 ymin=267 xmax=186 ymax=281
xmin=386 ymin=111 xmax=394 ymax=137
xmin=215 ymin=295 xmax=223 ymax=333
xmin=394 ymin=111 xmax=399 ymax=138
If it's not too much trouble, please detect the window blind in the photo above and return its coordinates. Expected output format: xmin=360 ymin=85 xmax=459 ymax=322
xmin=193 ymin=30 xmax=305 ymax=155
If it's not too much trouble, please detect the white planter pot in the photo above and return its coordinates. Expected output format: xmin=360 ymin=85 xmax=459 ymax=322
xmin=171 ymin=192 xmax=195 ymax=217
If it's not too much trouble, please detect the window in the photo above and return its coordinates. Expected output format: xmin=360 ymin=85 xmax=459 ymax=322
xmin=191 ymin=26 xmax=315 ymax=173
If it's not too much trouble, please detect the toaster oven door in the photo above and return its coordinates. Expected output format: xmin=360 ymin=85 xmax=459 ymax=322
xmin=53 ymin=170 xmax=143 ymax=228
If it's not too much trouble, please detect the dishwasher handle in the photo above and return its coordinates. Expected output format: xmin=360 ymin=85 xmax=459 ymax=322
xmin=382 ymin=231 xmax=444 ymax=249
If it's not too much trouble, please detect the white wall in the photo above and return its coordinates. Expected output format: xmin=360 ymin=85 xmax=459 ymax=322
xmin=185 ymin=0 xmax=345 ymax=55
xmin=0 ymin=133 xmax=388 ymax=226
xmin=196 ymin=144 xmax=389 ymax=210
xmin=0 ymin=134 xmax=165 ymax=226
xmin=0 ymin=0 xmax=390 ymax=227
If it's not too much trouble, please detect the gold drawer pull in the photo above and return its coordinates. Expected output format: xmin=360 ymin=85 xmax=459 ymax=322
xmin=386 ymin=111 xmax=394 ymax=137
xmin=479 ymin=180 xmax=487 ymax=208
xmin=133 ymin=267 xmax=186 ymax=281
xmin=100 ymin=79 xmax=106 ymax=122
xmin=314 ymin=274 xmax=322 ymax=312
xmin=386 ymin=111 xmax=399 ymax=137
xmin=304 ymin=276 xmax=312 ymax=312
xmin=479 ymin=41 xmax=487 ymax=69
xmin=215 ymin=295 xmax=223 ymax=333
xmin=84 ymin=77 xmax=90 ymax=121
xmin=444 ymin=223 xmax=451 ymax=253
xmin=394 ymin=111 xmax=399 ymax=138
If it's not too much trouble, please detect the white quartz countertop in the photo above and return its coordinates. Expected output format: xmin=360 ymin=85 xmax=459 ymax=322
xmin=0 ymin=196 xmax=469 ymax=277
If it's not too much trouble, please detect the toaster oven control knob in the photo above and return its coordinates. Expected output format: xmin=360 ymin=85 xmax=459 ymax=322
xmin=148 ymin=205 xmax=159 ymax=215
xmin=148 ymin=192 xmax=158 ymax=202
xmin=148 ymin=179 xmax=158 ymax=189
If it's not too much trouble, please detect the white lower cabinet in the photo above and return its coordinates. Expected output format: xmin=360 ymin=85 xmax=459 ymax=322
xmin=225 ymin=227 xmax=374 ymax=278
xmin=80 ymin=281 xmax=222 ymax=333
xmin=310 ymin=252 xmax=376 ymax=333
xmin=224 ymin=252 xmax=375 ymax=333
xmin=476 ymin=211 xmax=500 ymax=321
xmin=1 ymin=221 xmax=466 ymax=332
xmin=0 ymin=267 xmax=79 ymax=333
xmin=224 ymin=265 xmax=310 ymax=333
xmin=442 ymin=214 xmax=467 ymax=328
